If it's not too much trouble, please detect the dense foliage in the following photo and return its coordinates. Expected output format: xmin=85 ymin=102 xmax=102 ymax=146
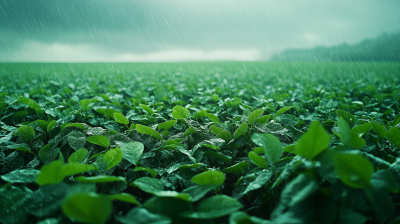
xmin=0 ymin=62 xmax=400 ymax=224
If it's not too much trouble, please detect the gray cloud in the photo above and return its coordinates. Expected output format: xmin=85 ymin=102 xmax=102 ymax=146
xmin=1 ymin=0 xmax=399 ymax=61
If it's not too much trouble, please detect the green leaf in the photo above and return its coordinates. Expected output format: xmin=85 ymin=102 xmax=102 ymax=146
xmin=248 ymin=151 xmax=269 ymax=169
xmin=294 ymin=121 xmax=330 ymax=159
xmin=68 ymin=148 xmax=88 ymax=163
xmin=86 ymin=135 xmax=110 ymax=147
xmin=120 ymin=141 xmax=144 ymax=165
xmin=203 ymin=151 xmax=231 ymax=163
xmin=36 ymin=120 xmax=48 ymax=132
xmin=47 ymin=120 xmax=57 ymax=132
xmin=75 ymin=175 xmax=127 ymax=184
xmin=36 ymin=160 xmax=64 ymax=185
xmin=222 ymin=162 xmax=249 ymax=174
xmin=206 ymin=113 xmax=219 ymax=122
xmin=243 ymin=171 xmax=273 ymax=195
xmin=133 ymin=167 xmax=158 ymax=177
xmin=251 ymin=133 xmax=283 ymax=165
xmin=113 ymin=112 xmax=129 ymax=125
xmin=248 ymin=108 xmax=264 ymax=124
xmin=179 ymin=163 xmax=206 ymax=170
xmin=131 ymin=177 xmax=164 ymax=194
xmin=350 ymin=130 xmax=366 ymax=149
xmin=143 ymin=197 xmax=193 ymax=223
xmin=67 ymin=131 xmax=86 ymax=151
xmin=103 ymin=147 xmax=123 ymax=171
xmin=1 ymin=169 xmax=40 ymax=183
xmin=66 ymin=123 xmax=87 ymax=130
xmin=333 ymin=153 xmax=374 ymax=189
xmin=36 ymin=161 xmax=97 ymax=186
xmin=182 ymin=126 xmax=197 ymax=137
xmin=109 ymin=193 xmax=140 ymax=206
xmin=0 ymin=186 xmax=30 ymax=224
xmin=19 ymin=97 xmax=43 ymax=115
xmin=253 ymin=146 xmax=265 ymax=154
xmin=371 ymin=169 xmax=399 ymax=193
xmin=62 ymin=192 xmax=112 ymax=224
xmin=153 ymin=191 xmax=192 ymax=201
xmin=229 ymin=211 xmax=269 ymax=224
xmin=158 ymin=120 xmax=177 ymax=130
xmin=136 ymin=124 xmax=163 ymax=140
xmin=38 ymin=143 xmax=58 ymax=164
xmin=7 ymin=143 xmax=32 ymax=153
xmin=338 ymin=116 xmax=352 ymax=145
xmin=182 ymin=185 xmax=216 ymax=202
xmin=336 ymin=109 xmax=356 ymax=127
xmin=17 ymin=125 xmax=35 ymax=142
xmin=116 ymin=207 xmax=171 ymax=224
xmin=280 ymin=174 xmax=319 ymax=207
xmin=24 ymin=183 xmax=69 ymax=218
xmin=352 ymin=123 xmax=371 ymax=137
xmin=256 ymin=114 xmax=272 ymax=124
xmin=274 ymin=106 xmax=292 ymax=118
xmin=387 ymin=127 xmax=400 ymax=148
xmin=211 ymin=125 xmax=224 ymax=135
xmin=194 ymin=110 xmax=207 ymax=118
xmin=139 ymin=104 xmax=155 ymax=115
xmin=79 ymin=99 xmax=95 ymax=111
xmin=182 ymin=195 xmax=243 ymax=219
xmin=191 ymin=170 xmax=225 ymax=186
xmin=275 ymin=114 xmax=299 ymax=126
xmin=234 ymin=122 xmax=248 ymax=140
xmin=212 ymin=94 xmax=219 ymax=101
xmin=371 ymin=123 xmax=387 ymax=139
xmin=171 ymin=105 xmax=190 ymax=119
xmin=216 ymin=130 xmax=231 ymax=142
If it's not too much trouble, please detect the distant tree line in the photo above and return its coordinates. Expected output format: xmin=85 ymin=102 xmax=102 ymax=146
xmin=271 ymin=33 xmax=400 ymax=62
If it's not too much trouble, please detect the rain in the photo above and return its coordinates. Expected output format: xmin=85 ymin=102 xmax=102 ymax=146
xmin=0 ymin=1 xmax=400 ymax=224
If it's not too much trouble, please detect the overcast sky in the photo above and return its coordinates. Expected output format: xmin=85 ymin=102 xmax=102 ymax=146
xmin=0 ymin=0 xmax=399 ymax=62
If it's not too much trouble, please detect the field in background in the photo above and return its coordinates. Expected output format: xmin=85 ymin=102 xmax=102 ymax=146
xmin=0 ymin=62 xmax=400 ymax=224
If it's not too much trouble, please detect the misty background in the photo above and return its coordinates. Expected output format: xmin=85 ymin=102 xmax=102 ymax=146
xmin=0 ymin=0 xmax=399 ymax=62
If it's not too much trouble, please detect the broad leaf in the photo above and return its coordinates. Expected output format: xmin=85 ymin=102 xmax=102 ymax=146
xmin=113 ymin=112 xmax=129 ymax=125
xmin=131 ymin=177 xmax=164 ymax=194
xmin=191 ymin=170 xmax=225 ymax=186
xmin=116 ymin=207 xmax=171 ymax=224
xmin=139 ymin=104 xmax=154 ymax=115
xmin=251 ymin=133 xmax=283 ymax=165
xmin=86 ymin=135 xmax=110 ymax=147
xmin=222 ymin=162 xmax=249 ymax=174
xmin=171 ymin=105 xmax=190 ymax=119
xmin=182 ymin=195 xmax=243 ymax=219
xmin=333 ymin=153 xmax=374 ymax=189
xmin=62 ymin=192 xmax=112 ymax=224
xmin=136 ymin=124 xmax=163 ymax=140
xmin=67 ymin=131 xmax=86 ymax=151
xmin=387 ymin=127 xmax=400 ymax=148
xmin=206 ymin=113 xmax=219 ymax=122
xmin=75 ymin=175 xmax=127 ymax=184
xmin=182 ymin=126 xmax=197 ymax=137
xmin=216 ymin=130 xmax=231 ymax=142
xmin=103 ymin=147 xmax=123 ymax=171
xmin=120 ymin=141 xmax=144 ymax=165
xmin=294 ymin=121 xmax=330 ymax=159
xmin=1 ymin=169 xmax=40 ymax=183
xmin=248 ymin=151 xmax=269 ymax=169
xmin=18 ymin=125 xmax=35 ymax=142
xmin=234 ymin=122 xmax=248 ymax=140
xmin=158 ymin=120 xmax=177 ymax=130
xmin=68 ymin=148 xmax=88 ymax=163
xmin=248 ymin=108 xmax=264 ymax=124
